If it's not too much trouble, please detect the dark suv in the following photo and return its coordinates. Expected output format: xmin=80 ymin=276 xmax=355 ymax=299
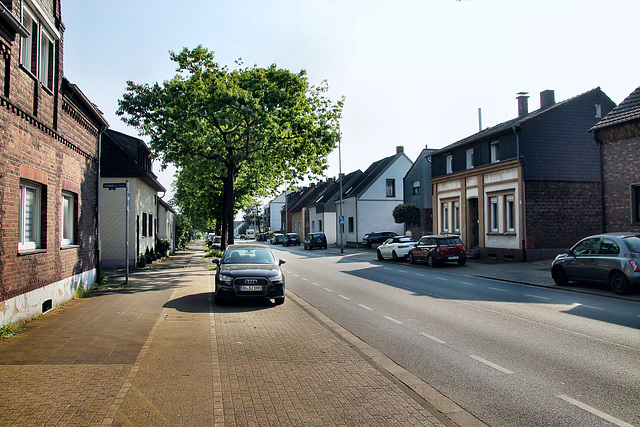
xmin=282 ymin=233 xmax=301 ymax=246
xmin=362 ymin=231 xmax=398 ymax=248
xmin=304 ymin=232 xmax=327 ymax=250
xmin=408 ymin=235 xmax=466 ymax=267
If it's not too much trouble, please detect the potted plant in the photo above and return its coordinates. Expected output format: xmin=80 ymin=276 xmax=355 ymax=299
xmin=145 ymin=248 xmax=152 ymax=264
xmin=137 ymin=253 xmax=146 ymax=268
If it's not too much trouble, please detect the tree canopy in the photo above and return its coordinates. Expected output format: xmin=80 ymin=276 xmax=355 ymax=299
xmin=393 ymin=203 xmax=421 ymax=225
xmin=117 ymin=46 xmax=343 ymax=248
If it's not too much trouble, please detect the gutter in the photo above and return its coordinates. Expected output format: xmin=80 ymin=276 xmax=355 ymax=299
xmin=0 ymin=3 xmax=30 ymax=37
xmin=96 ymin=125 xmax=108 ymax=283
xmin=512 ymin=125 xmax=526 ymax=262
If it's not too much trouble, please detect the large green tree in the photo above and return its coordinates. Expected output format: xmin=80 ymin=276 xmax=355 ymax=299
xmin=117 ymin=46 xmax=343 ymax=248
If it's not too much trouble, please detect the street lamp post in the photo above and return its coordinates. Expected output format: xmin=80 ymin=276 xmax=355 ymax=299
xmin=339 ymin=134 xmax=344 ymax=254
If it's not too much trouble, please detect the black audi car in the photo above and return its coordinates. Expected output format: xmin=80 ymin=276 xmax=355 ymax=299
xmin=212 ymin=244 xmax=286 ymax=305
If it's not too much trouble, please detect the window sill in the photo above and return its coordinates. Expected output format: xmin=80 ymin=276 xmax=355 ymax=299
xmin=486 ymin=232 xmax=517 ymax=237
xmin=61 ymin=244 xmax=79 ymax=250
xmin=18 ymin=248 xmax=47 ymax=256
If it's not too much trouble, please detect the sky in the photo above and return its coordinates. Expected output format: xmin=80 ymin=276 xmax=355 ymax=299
xmin=62 ymin=0 xmax=640 ymax=204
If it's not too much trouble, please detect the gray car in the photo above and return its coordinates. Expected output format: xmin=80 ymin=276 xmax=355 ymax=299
xmin=551 ymin=233 xmax=640 ymax=295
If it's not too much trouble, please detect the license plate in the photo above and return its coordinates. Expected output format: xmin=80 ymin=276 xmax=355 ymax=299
xmin=239 ymin=285 xmax=263 ymax=291
xmin=448 ymin=256 xmax=459 ymax=260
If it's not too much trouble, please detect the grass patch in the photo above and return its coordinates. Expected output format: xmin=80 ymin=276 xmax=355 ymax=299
xmin=204 ymin=248 xmax=224 ymax=258
xmin=0 ymin=322 xmax=24 ymax=339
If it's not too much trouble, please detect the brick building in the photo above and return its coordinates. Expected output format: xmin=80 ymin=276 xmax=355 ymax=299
xmin=0 ymin=0 xmax=108 ymax=326
xmin=591 ymin=86 xmax=640 ymax=233
xmin=430 ymin=88 xmax=615 ymax=261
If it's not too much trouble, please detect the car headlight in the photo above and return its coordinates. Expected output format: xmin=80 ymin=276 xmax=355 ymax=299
xmin=220 ymin=274 xmax=233 ymax=283
xmin=269 ymin=271 xmax=283 ymax=282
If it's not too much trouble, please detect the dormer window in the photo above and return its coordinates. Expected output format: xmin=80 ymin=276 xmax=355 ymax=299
xmin=595 ymin=104 xmax=602 ymax=118
xmin=466 ymin=148 xmax=474 ymax=169
xmin=446 ymin=155 xmax=453 ymax=174
xmin=490 ymin=142 xmax=500 ymax=163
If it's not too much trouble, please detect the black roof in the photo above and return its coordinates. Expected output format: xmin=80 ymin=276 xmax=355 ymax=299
xmin=591 ymin=86 xmax=640 ymax=131
xmin=344 ymin=153 xmax=403 ymax=198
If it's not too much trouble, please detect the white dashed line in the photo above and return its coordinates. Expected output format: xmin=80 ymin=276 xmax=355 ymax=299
xmin=420 ymin=332 xmax=446 ymax=344
xmin=358 ymin=304 xmax=374 ymax=311
xmin=338 ymin=295 xmax=350 ymax=300
xmin=576 ymin=303 xmax=604 ymax=311
xmin=460 ymin=281 xmax=475 ymax=286
xmin=469 ymin=354 xmax=514 ymax=374
xmin=557 ymin=395 xmax=634 ymax=427
xmin=302 ymin=277 xmax=309 ymax=281
xmin=416 ymin=273 xmax=426 ymax=277
xmin=435 ymin=277 xmax=447 ymax=281
xmin=323 ymin=288 xmax=334 ymax=293
xmin=525 ymin=294 xmax=550 ymax=300
xmin=383 ymin=316 xmax=403 ymax=324
xmin=489 ymin=287 xmax=507 ymax=292
xmin=312 ymin=283 xmax=320 ymax=287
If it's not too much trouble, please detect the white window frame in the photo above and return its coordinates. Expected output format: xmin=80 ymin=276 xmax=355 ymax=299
xmin=490 ymin=142 xmax=499 ymax=164
xmin=20 ymin=6 xmax=36 ymax=73
xmin=39 ymin=28 xmax=54 ymax=89
xmin=466 ymin=149 xmax=474 ymax=169
xmin=19 ymin=181 xmax=41 ymax=251
xmin=505 ymin=195 xmax=515 ymax=232
xmin=453 ymin=201 xmax=460 ymax=232
xmin=441 ymin=202 xmax=449 ymax=233
xmin=445 ymin=155 xmax=453 ymax=174
xmin=386 ymin=179 xmax=396 ymax=197
xmin=412 ymin=180 xmax=420 ymax=195
xmin=61 ymin=192 xmax=75 ymax=246
xmin=595 ymin=104 xmax=602 ymax=118
xmin=20 ymin=4 xmax=56 ymax=89
xmin=489 ymin=197 xmax=499 ymax=232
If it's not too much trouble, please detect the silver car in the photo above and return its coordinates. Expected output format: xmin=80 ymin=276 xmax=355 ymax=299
xmin=551 ymin=233 xmax=640 ymax=295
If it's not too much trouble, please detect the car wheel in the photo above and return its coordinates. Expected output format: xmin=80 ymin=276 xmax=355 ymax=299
xmin=377 ymin=250 xmax=384 ymax=260
xmin=409 ymin=253 xmax=416 ymax=264
xmin=551 ymin=266 xmax=569 ymax=286
xmin=392 ymin=251 xmax=399 ymax=262
xmin=610 ymin=271 xmax=631 ymax=295
xmin=427 ymin=254 xmax=436 ymax=268
xmin=272 ymin=297 xmax=285 ymax=306
xmin=457 ymin=258 xmax=466 ymax=266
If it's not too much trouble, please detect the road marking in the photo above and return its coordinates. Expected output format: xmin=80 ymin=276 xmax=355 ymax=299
xmin=312 ymin=283 xmax=320 ymax=287
xmin=323 ymin=288 xmax=333 ymax=293
xmin=383 ymin=316 xmax=403 ymax=324
xmin=292 ymin=273 xmax=299 ymax=277
xmin=576 ymin=303 xmax=604 ymax=311
xmin=416 ymin=273 xmax=426 ymax=277
xmin=435 ymin=277 xmax=447 ymax=281
xmin=338 ymin=295 xmax=350 ymax=300
xmin=489 ymin=287 xmax=507 ymax=292
xmin=420 ymin=332 xmax=446 ymax=344
xmin=383 ymin=267 xmax=392 ymax=270
xmin=556 ymin=395 xmax=634 ymax=427
xmin=358 ymin=304 xmax=374 ymax=311
xmin=525 ymin=294 xmax=550 ymax=300
xmin=469 ymin=355 xmax=514 ymax=374
xmin=302 ymin=277 xmax=309 ymax=281
xmin=460 ymin=281 xmax=475 ymax=286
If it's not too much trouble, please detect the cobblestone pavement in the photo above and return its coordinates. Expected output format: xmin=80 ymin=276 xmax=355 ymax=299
xmin=0 ymin=242 xmax=465 ymax=426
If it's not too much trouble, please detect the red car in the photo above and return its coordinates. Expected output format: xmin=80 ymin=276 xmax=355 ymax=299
xmin=408 ymin=235 xmax=466 ymax=267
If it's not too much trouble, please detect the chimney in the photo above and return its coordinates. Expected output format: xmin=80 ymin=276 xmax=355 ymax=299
xmin=540 ymin=89 xmax=555 ymax=108
xmin=516 ymin=92 xmax=529 ymax=117
xmin=396 ymin=146 xmax=404 ymax=154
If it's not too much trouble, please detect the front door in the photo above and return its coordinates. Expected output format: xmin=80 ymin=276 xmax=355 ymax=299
xmin=467 ymin=198 xmax=479 ymax=249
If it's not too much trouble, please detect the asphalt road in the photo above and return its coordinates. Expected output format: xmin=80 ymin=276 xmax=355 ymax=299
xmin=271 ymin=244 xmax=640 ymax=427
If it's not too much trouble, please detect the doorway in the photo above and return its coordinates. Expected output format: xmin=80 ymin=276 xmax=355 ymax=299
xmin=467 ymin=198 xmax=479 ymax=249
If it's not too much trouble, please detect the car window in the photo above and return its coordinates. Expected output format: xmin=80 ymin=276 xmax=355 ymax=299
xmin=600 ymin=239 xmax=620 ymax=255
xmin=438 ymin=237 xmax=463 ymax=246
xmin=223 ymin=248 xmax=275 ymax=264
xmin=398 ymin=237 xmax=414 ymax=243
xmin=572 ymin=238 xmax=601 ymax=255
xmin=623 ymin=236 xmax=640 ymax=253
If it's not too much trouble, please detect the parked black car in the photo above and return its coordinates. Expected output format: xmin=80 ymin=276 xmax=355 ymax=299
xmin=283 ymin=233 xmax=301 ymax=246
xmin=304 ymin=232 xmax=327 ymax=250
xmin=270 ymin=233 xmax=284 ymax=244
xmin=212 ymin=244 xmax=285 ymax=305
xmin=362 ymin=231 xmax=398 ymax=248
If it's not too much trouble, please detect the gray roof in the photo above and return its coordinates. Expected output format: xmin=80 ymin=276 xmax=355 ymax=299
xmin=591 ymin=86 xmax=640 ymax=131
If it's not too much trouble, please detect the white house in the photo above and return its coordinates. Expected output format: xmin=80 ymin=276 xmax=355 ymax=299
xmin=157 ymin=198 xmax=176 ymax=254
xmin=335 ymin=147 xmax=413 ymax=246
xmin=100 ymin=129 xmax=166 ymax=267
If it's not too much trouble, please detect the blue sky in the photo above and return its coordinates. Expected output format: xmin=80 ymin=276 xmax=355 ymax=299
xmin=62 ymin=0 xmax=640 ymax=201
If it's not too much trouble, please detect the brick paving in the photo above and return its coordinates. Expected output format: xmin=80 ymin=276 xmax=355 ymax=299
xmin=0 ymin=242 xmax=451 ymax=426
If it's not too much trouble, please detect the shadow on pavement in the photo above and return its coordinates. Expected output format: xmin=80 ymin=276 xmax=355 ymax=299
xmin=163 ymin=292 xmax=279 ymax=313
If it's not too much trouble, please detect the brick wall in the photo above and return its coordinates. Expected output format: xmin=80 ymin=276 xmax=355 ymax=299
xmin=0 ymin=1 xmax=101 ymax=307
xmin=596 ymin=122 xmax=640 ymax=233
xmin=524 ymin=180 xmax=603 ymax=251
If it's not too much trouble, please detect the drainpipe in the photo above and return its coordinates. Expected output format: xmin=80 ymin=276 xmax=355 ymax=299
xmin=512 ymin=125 xmax=526 ymax=261
xmin=594 ymin=133 xmax=606 ymax=233
xmin=96 ymin=125 xmax=107 ymax=282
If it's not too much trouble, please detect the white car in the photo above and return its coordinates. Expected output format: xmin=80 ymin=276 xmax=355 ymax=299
xmin=376 ymin=236 xmax=417 ymax=261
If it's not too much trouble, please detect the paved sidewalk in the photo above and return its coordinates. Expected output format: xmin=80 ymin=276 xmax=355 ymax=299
xmin=0 ymin=241 xmax=474 ymax=426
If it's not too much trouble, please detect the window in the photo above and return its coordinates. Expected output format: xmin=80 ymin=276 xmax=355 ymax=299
xmin=600 ymin=239 xmax=619 ymax=255
xmin=142 ymin=213 xmax=148 ymax=237
xmin=311 ymin=220 xmax=315 ymax=232
xmin=489 ymin=197 xmax=498 ymax=232
xmin=573 ymin=238 xmax=600 ymax=255
xmin=441 ymin=202 xmax=449 ymax=232
xmin=453 ymin=201 xmax=460 ymax=232
xmin=318 ymin=219 xmax=323 ymax=232
xmin=595 ymin=104 xmax=602 ymax=118
xmin=490 ymin=142 xmax=499 ymax=163
xmin=466 ymin=149 xmax=474 ymax=169
xmin=348 ymin=217 xmax=354 ymax=233
xmin=446 ymin=155 xmax=453 ymax=174
xmin=20 ymin=5 xmax=55 ymax=89
xmin=631 ymin=185 xmax=640 ymax=224
xmin=19 ymin=181 xmax=42 ymax=251
xmin=386 ymin=179 xmax=395 ymax=197
xmin=149 ymin=214 xmax=153 ymax=237
xmin=61 ymin=192 xmax=75 ymax=246
xmin=412 ymin=180 xmax=421 ymax=195
xmin=505 ymin=195 xmax=515 ymax=232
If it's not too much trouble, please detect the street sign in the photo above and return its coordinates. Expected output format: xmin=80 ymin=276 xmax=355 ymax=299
xmin=339 ymin=216 xmax=345 ymax=224
xmin=103 ymin=182 xmax=127 ymax=190
xmin=126 ymin=191 xmax=130 ymax=212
